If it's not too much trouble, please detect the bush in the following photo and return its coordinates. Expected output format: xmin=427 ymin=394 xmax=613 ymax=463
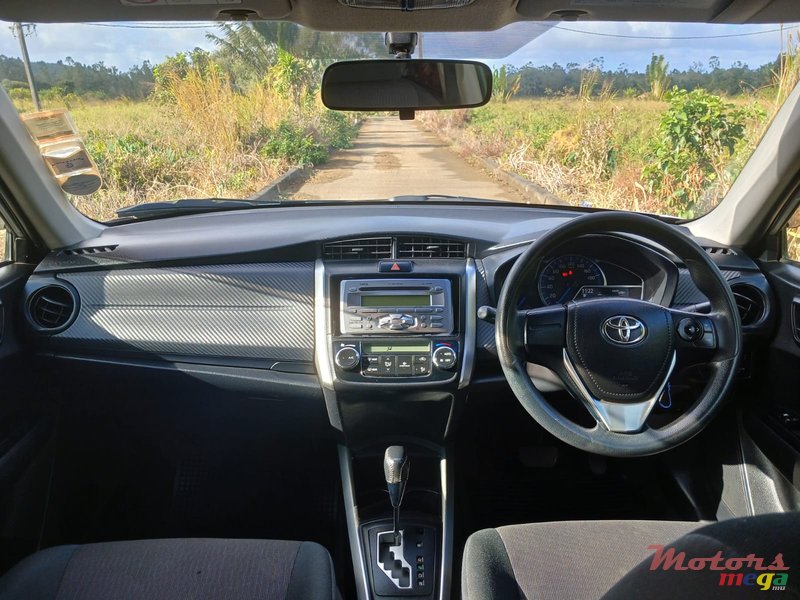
xmin=642 ymin=88 xmax=752 ymax=217
xmin=319 ymin=111 xmax=358 ymax=150
xmin=258 ymin=120 xmax=327 ymax=166
xmin=87 ymin=132 xmax=191 ymax=191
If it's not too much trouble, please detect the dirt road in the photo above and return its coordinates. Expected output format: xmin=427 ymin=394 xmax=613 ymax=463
xmin=283 ymin=117 xmax=526 ymax=202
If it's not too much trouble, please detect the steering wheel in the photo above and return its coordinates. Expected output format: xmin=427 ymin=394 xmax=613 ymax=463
xmin=495 ymin=212 xmax=741 ymax=457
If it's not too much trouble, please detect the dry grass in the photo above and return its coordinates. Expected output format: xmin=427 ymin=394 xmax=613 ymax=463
xmin=420 ymin=95 xmax=774 ymax=216
xmin=10 ymin=69 xmax=358 ymax=221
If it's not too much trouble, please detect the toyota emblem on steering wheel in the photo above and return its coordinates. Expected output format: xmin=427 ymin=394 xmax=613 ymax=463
xmin=602 ymin=315 xmax=646 ymax=345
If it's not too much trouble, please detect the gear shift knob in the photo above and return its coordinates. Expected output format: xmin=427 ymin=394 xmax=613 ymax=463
xmin=384 ymin=445 xmax=410 ymax=506
xmin=384 ymin=446 xmax=410 ymax=542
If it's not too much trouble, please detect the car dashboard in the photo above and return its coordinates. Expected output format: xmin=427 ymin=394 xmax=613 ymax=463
xmin=22 ymin=202 xmax=773 ymax=403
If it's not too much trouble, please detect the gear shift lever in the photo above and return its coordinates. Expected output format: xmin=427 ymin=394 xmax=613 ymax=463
xmin=384 ymin=446 xmax=410 ymax=543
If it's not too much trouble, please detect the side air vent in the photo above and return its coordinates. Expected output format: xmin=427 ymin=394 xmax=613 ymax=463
xmin=396 ymin=236 xmax=467 ymax=259
xmin=731 ymin=283 xmax=765 ymax=327
xmin=26 ymin=284 xmax=78 ymax=333
xmin=704 ymin=246 xmax=737 ymax=256
xmin=323 ymin=237 xmax=392 ymax=260
xmin=60 ymin=244 xmax=118 ymax=257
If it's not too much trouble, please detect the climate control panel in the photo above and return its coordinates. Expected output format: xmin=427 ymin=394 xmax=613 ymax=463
xmin=332 ymin=339 xmax=459 ymax=383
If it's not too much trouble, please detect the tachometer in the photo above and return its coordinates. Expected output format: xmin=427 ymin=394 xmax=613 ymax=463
xmin=538 ymin=255 xmax=606 ymax=305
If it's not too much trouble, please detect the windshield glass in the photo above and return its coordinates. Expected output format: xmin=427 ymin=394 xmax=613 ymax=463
xmin=2 ymin=21 xmax=798 ymax=221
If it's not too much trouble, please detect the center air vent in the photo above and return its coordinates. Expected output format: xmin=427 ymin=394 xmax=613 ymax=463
xmin=396 ymin=236 xmax=467 ymax=259
xmin=26 ymin=284 xmax=78 ymax=333
xmin=731 ymin=283 xmax=765 ymax=327
xmin=323 ymin=237 xmax=392 ymax=260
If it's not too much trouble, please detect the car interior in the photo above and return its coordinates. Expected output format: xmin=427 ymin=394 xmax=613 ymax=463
xmin=0 ymin=1 xmax=799 ymax=599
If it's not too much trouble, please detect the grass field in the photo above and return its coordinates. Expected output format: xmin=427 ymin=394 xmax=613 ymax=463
xmin=12 ymin=79 xmax=359 ymax=222
xmin=4 ymin=79 xmax=783 ymax=224
xmin=420 ymin=94 xmax=772 ymax=217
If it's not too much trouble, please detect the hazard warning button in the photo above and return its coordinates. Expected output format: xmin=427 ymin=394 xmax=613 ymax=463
xmin=379 ymin=260 xmax=413 ymax=273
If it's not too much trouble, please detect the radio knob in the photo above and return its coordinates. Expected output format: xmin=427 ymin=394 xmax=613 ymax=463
xmin=335 ymin=347 xmax=361 ymax=370
xmin=432 ymin=346 xmax=457 ymax=370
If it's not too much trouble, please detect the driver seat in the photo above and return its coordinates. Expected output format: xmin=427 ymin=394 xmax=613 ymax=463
xmin=461 ymin=512 xmax=799 ymax=600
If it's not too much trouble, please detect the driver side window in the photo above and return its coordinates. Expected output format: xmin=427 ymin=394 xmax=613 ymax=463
xmin=0 ymin=217 xmax=7 ymax=264
xmin=787 ymin=207 xmax=800 ymax=263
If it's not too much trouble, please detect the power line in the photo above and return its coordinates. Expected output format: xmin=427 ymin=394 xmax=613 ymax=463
xmin=552 ymin=24 xmax=787 ymax=40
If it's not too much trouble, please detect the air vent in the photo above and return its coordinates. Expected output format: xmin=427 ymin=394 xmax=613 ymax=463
xmin=323 ymin=237 xmax=392 ymax=260
xmin=731 ymin=283 xmax=765 ymax=327
xmin=703 ymin=246 xmax=737 ymax=256
xmin=396 ymin=236 xmax=467 ymax=259
xmin=26 ymin=285 xmax=78 ymax=332
xmin=60 ymin=244 xmax=118 ymax=257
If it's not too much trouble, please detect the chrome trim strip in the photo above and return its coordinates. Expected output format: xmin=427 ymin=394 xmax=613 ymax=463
xmin=314 ymin=259 xmax=335 ymax=390
xmin=338 ymin=444 xmax=371 ymax=600
xmin=376 ymin=530 xmax=412 ymax=589
xmin=459 ymin=259 xmax=477 ymax=389
xmin=562 ymin=349 xmax=677 ymax=433
xmin=438 ymin=456 xmax=454 ymax=600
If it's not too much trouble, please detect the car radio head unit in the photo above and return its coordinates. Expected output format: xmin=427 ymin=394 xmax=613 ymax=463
xmin=340 ymin=278 xmax=453 ymax=334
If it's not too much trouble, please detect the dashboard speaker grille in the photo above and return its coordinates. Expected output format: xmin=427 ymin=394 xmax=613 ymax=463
xmin=731 ymin=283 xmax=765 ymax=326
xmin=27 ymin=285 xmax=77 ymax=331
xmin=703 ymin=246 xmax=737 ymax=256
xmin=396 ymin=236 xmax=466 ymax=259
xmin=60 ymin=244 xmax=118 ymax=257
xmin=323 ymin=237 xmax=393 ymax=260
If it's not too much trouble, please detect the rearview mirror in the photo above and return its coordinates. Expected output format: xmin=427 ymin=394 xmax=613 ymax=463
xmin=321 ymin=59 xmax=492 ymax=112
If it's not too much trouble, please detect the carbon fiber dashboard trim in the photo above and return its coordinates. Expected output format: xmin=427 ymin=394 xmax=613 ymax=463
xmin=672 ymin=267 xmax=741 ymax=307
xmin=51 ymin=263 xmax=314 ymax=361
xmin=475 ymin=259 xmax=497 ymax=354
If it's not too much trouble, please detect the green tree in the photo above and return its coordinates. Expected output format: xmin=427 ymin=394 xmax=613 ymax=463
xmin=646 ymin=54 xmax=670 ymax=100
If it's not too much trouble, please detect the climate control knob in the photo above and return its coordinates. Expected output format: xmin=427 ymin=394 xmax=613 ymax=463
xmin=432 ymin=346 xmax=457 ymax=370
xmin=335 ymin=347 xmax=361 ymax=370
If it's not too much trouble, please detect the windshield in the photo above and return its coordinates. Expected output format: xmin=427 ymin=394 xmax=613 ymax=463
xmin=2 ymin=21 xmax=798 ymax=221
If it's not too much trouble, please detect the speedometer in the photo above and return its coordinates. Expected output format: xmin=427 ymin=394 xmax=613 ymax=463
xmin=538 ymin=255 xmax=606 ymax=305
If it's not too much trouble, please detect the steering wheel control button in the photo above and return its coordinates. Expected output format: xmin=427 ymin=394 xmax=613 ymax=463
xmin=432 ymin=346 xmax=457 ymax=370
xmin=677 ymin=317 xmax=704 ymax=342
xmin=335 ymin=347 xmax=361 ymax=370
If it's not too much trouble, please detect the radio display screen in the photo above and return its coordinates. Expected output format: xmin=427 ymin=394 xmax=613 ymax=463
xmin=364 ymin=343 xmax=431 ymax=353
xmin=361 ymin=294 xmax=430 ymax=307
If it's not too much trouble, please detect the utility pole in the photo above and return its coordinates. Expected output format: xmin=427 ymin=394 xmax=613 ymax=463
xmin=13 ymin=22 xmax=40 ymax=111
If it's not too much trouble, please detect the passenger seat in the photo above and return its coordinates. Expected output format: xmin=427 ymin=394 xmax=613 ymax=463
xmin=0 ymin=538 xmax=339 ymax=600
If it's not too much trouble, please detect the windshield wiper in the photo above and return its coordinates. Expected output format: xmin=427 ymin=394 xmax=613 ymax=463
xmin=111 ymin=198 xmax=284 ymax=222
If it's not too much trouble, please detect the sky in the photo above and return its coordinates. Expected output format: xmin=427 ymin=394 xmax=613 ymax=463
xmin=0 ymin=20 xmax=794 ymax=72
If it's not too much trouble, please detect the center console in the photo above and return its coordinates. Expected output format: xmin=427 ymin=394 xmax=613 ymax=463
xmin=316 ymin=257 xmax=473 ymax=600
xmin=316 ymin=260 xmax=475 ymax=393
xmin=334 ymin=277 xmax=459 ymax=383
